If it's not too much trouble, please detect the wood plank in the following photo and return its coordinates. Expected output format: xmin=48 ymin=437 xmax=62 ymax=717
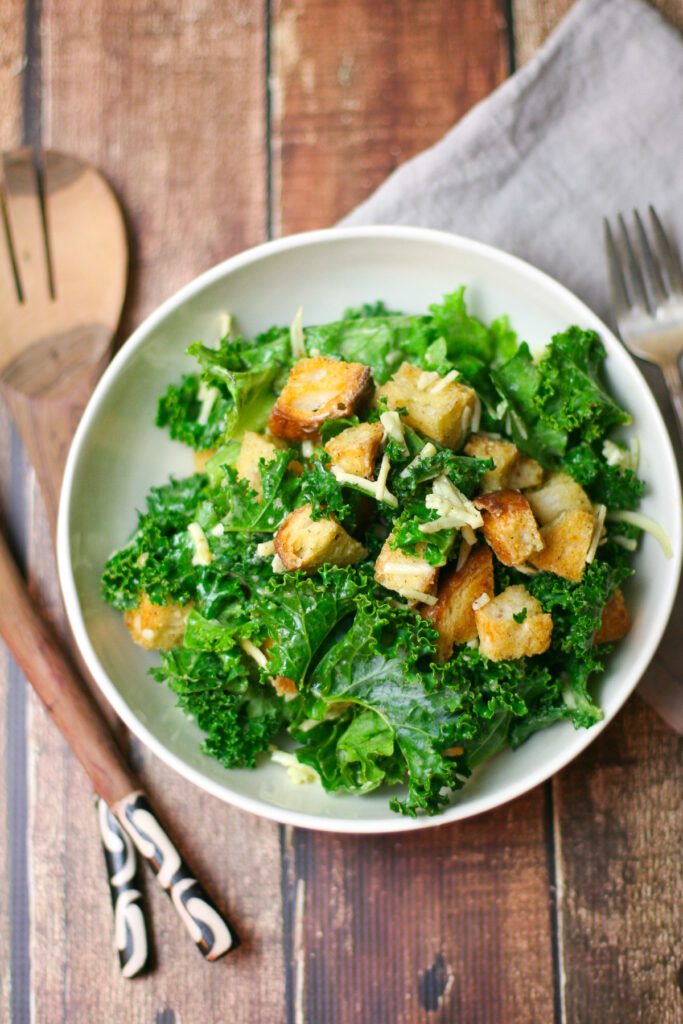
xmin=554 ymin=696 xmax=683 ymax=1023
xmin=27 ymin=1 xmax=286 ymax=1020
xmin=271 ymin=0 xmax=510 ymax=235
xmin=512 ymin=0 xmax=683 ymax=66
xmin=284 ymin=789 xmax=555 ymax=1023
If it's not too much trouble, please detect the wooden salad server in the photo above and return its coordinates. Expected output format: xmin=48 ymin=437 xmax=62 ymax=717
xmin=0 ymin=148 xmax=238 ymax=969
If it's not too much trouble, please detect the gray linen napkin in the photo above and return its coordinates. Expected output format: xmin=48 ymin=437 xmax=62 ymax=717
xmin=342 ymin=0 xmax=683 ymax=730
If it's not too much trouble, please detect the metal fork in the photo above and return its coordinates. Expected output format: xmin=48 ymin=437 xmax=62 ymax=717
xmin=604 ymin=206 xmax=683 ymax=447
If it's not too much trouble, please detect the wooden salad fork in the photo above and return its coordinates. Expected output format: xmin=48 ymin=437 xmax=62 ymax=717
xmin=0 ymin=148 xmax=238 ymax=970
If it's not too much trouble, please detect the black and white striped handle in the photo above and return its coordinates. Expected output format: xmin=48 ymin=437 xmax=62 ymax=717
xmin=96 ymin=797 xmax=150 ymax=978
xmin=114 ymin=791 xmax=238 ymax=960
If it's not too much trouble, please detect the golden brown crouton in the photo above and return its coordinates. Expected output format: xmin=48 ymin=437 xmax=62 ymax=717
xmin=274 ymin=502 xmax=366 ymax=571
xmin=374 ymin=535 xmax=439 ymax=600
xmin=524 ymin=472 xmax=592 ymax=525
xmin=194 ymin=447 xmax=217 ymax=473
xmin=506 ymin=454 xmax=543 ymax=490
xmin=594 ymin=587 xmax=631 ymax=644
xmin=473 ymin=489 xmax=544 ymax=567
xmin=529 ymin=508 xmax=596 ymax=582
xmin=272 ymin=675 xmax=299 ymax=698
xmin=324 ymin=422 xmax=385 ymax=479
xmin=374 ymin=362 xmax=476 ymax=449
xmin=421 ymin=545 xmax=494 ymax=662
xmin=124 ymin=592 xmax=192 ymax=650
xmin=236 ymin=431 xmax=282 ymax=500
xmin=475 ymin=585 xmax=553 ymax=661
xmin=268 ymin=357 xmax=372 ymax=441
xmin=464 ymin=433 xmax=519 ymax=492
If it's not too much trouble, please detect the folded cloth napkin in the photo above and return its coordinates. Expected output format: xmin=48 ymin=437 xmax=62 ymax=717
xmin=342 ymin=0 xmax=683 ymax=731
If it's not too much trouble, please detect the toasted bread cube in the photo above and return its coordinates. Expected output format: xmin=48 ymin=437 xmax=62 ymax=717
xmin=464 ymin=433 xmax=519 ymax=492
xmin=236 ymin=431 xmax=282 ymax=500
xmin=374 ymin=535 xmax=439 ymax=599
xmin=272 ymin=675 xmax=299 ymax=698
xmin=324 ymin=422 xmax=385 ymax=479
xmin=473 ymin=489 xmax=544 ymax=566
xmin=194 ymin=447 xmax=217 ymax=473
xmin=124 ymin=592 xmax=192 ymax=650
xmin=525 ymin=472 xmax=592 ymax=526
xmin=268 ymin=357 xmax=372 ymax=441
xmin=529 ymin=508 xmax=596 ymax=582
xmin=475 ymin=585 xmax=553 ymax=661
xmin=594 ymin=587 xmax=631 ymax=645
xmin=421 ymin=545 xmax=494 ymax=662
xmin=507 ymin=454 xmax=543 ymax=490
xmin=374 ymin=362 xmax=476 ymax=448
xmin=274 ymin=502 xmax=366 ymax=571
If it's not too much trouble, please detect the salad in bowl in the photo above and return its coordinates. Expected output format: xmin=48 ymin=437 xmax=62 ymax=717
xmin=100 ymin=287 xmax=665 ymax=817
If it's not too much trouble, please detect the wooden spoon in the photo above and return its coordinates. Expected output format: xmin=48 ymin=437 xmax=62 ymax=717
xmin=0 ymin=148 xmax=237 ymax=965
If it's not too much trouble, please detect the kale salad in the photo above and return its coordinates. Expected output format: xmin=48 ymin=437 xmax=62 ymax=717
xmin=101 ymin=289 xmax=661 ymax=816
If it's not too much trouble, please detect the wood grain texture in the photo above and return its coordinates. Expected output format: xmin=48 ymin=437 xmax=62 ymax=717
xmin=513 ymin=0 xmax=683 ymax=66
xmin=25 ymin=1 xmax=285 ymax=1022
xmin=554 ymin=697 xmax=683 ymax=1023
xmin=271 ymin=0 xmax=510 ymax=234
xmin=283 ymin=790 xmax=555 ymax=1024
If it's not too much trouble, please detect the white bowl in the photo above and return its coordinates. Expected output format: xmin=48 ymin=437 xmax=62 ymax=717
xmin=57 ymin=226 xmax=682 ymax=833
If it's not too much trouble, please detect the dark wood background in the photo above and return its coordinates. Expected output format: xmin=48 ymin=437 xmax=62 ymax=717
xmin=1 ymin=1 xmax=682 ymax=1021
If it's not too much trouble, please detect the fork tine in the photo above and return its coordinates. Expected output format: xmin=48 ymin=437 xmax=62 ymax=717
xmin=2 ymin=148 xmax=51 ymax=305
xmin=633 ymin=209 xmax=668 ymax=303
xmin=649 ymin=205 xmax=683 ymax=296
xmin=603 ymin=218 xmax=631 ymax=318
xmin=618 ymin=213 xmax=651 ymax=312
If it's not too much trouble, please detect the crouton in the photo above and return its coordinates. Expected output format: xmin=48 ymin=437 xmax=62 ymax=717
xmin=507 ymin=454 xmax=543 ymax=490
xmin=272 ymin=675 xmax=299 ymax=698
xmin=525 ymin=472 xmax=592 ymax=526
xmin=124 ymin=592 xmax=192 ymax=650
xmin=475 ymin=585 xmax=553 ymax=661
xmin=194 ymin=447 xmax=216 ymax=473
xmin=324 ymin=422 xmax=385 ymax=479
xmin=268 ymin=357 xmax=372 ymax=441
xmin=529 ymin=508 xmax=596 ymax=582
xmin=374 ymin=535 xmax=439 ymax=600
xmin=236 ymin=431 xmax=282 ymax=500
xmin=464 ymin=433 xmax=519 ymax=492
xmin=594 ymin=587 xmax=631 ymax=644
xmin=274 ymin=502 xmax=366 ymax=571
xmin=421 ymin=545 xmax=494 ymax=662
xmin=473 ymin=489 xmax=544 ymax=566
xmin=374 ymin=362 xmax=476 ymax=449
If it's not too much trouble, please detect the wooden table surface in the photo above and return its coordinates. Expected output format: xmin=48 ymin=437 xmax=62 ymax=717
xmin=1 ymin=1 xmax=682 ymax=1022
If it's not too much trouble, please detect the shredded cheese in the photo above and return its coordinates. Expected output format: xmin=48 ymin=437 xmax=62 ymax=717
xmin=272 ymin=553 xmax=287 ymax=573
xmin=380 ymin=410 xmax=406 ymax=448
xmin=330 ymin=464 xmax=398 ymax=507
xmin=431 ymin=369 xmax=459 ymax=393
xmin=271 ymin=749 xmax=318 ymax=785
xmin=374 ymin=454 xmax=391 ymax=503
xmin=612 ymin=535 xmax=638 ymax=552
xmin=256 ymin=540 xmax=276 ymax=557
xmin=514 ymin=563 xmax=539 ymax=576
xmin=606 ymin=510 xmax=673 ymax=558
xmin=471 ymin=593 xmax=490 ymax=611
xmin=417 ymin=370 xmax=439 ymax=391
xmin=461 ymin=524 xmax=477 ymax=546
xmin=586 ymin=504 xmax=607 ymax=564
xmin=301 ymin=440 xmax=314 ymax=458
xmin=188 ymin=522 xmax=212 ymax=566
xmin=210 ymin=523 xmax=225 ymax=538
xmin=420 ymin=475 xmax=483 ymax=532
xmin=470 ymin=393 xmax=481 ymax=433
xmin=217 ymin=311 xmax=232 ymax=338
xmin=290 ymin=306 xmax=306 ymax=358
xmin=399 ymin=442 xmax=437 ymax=478
xmin=400 ymin=587 xmax=438 ymax=606
xmin=239 ymin=638 xmax=268 ymax=668
xmin=603 ymin=438 xmax=640 ymax=472
xmin=455 ymin=537 xmax=472 ymax=571
xmin=197 ymin=381 xmax=220 ymax=426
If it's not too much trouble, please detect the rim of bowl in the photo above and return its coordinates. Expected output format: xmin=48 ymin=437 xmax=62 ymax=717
xmin=57 ymin=225 xmax=683 ymax=834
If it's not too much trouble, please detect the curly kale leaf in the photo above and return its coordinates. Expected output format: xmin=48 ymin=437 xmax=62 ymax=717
xmin=156 ymin=373 xmax=231 ymax=451
xmin=212 ymin=449 xmax=302 ymax=533
xmin=154 ymin=647 xmax=285 ymax=768
xmin=101 ymin=475 xmax=209 ymax=609
xmin=536 ymin=327 xmax=630 ymax=443
xmin=389 ymin=499 xmax=457 ymax=566
xmin=299 ymin=455 xmax=359 ymax=522
xmin=390 ymin=449 xmax=492 ymax=502
xmin=561 ymin=442 xmax=645 ymax=509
